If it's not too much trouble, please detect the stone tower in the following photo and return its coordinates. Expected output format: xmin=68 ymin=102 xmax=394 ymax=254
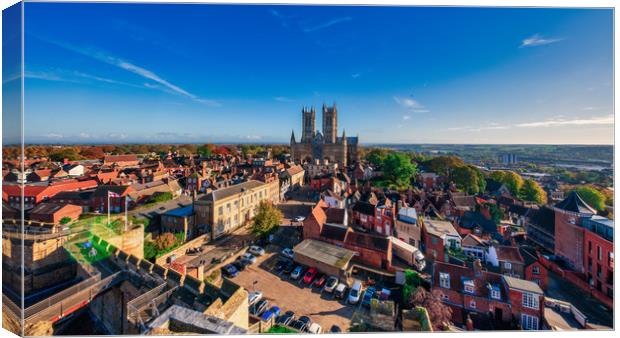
xmin=322 ymin=103 xmax=338 ymax=144
xmin=301 ymin=106 xmax=316 ymax=143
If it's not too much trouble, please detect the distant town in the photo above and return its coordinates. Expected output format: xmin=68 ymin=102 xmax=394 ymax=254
xmin=1 ymin=106 xmax=614 ymax=335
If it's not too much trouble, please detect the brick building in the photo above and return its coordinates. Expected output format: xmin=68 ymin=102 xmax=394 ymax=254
xmin=422 ymin=219 xmax=461 ymax=262
xmin=28 ymin=202 xmax=83 ymax=225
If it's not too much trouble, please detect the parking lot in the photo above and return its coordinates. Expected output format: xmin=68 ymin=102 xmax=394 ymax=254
xmin=230 ymin=250 xmax=356 ymax=332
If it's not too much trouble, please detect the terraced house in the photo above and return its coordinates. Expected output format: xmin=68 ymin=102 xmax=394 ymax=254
xmin=194 ymin=180 xmax=279 ymax=240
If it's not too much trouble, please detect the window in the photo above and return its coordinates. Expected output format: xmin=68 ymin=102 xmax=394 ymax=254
xmin=469 ymin=300 xmax=476 ymax=309
xmin=598 ymin=246 xmax=602 ymax=261
xmin=432 ymin=237 xmax=438 ymax=245
xmin=439 ymin=272 xmax=450 ymax=289
xmin=490 ymin=289 xmax=501 ymax=300
xmin=532 ymin=266 xmax=540 ymax=275
xmin=218 ymin=206 xmax=223 ymax=215
xmin=588 ymin=241 xmax=592 ymax=254
xmin=532 ymin=279 xmax=540 ymax=285
xmin=463 ymin=280 xmax=475 ymax=294
xmin=504 ymin=262 xmax=512 ymax=270
xmin=522 ymin=292 xmax=539 ymax=309
xmin=521 ymin=314 xmax=539 ymax=330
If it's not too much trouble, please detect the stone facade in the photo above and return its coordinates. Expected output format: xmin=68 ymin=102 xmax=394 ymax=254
xmin=290 ymin=104 xmax=359 ymax=166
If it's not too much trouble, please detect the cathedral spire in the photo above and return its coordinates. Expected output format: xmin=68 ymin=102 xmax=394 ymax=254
xmin=290 ymin=129 xmax=296 ymax=144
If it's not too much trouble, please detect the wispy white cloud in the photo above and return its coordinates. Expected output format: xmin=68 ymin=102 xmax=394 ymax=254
xmin=402 ymin=115 xmax=411 ymax=121
xmin=520 ymin=34 xmax=563 ymax=48
xmin=351 ymin=73 xmax=361 ymax=79
xmin=43 ymin=38 xmax=220 ymax=106
xmin=516 ymin=115 xmax=613 ymax=128
xmin=303 ymin=17 xmax=352 ymax=33
xmin=446 ymin=124 xmax=509 ymax=132
xmin=274 ymin=96 xmax=295 ymax=102
xmin=393 ymin=96 xmax=429 ymax=113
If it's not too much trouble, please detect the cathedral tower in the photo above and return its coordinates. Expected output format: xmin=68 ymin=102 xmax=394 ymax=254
xmin=322 ymin=103 xmax=337 ymax=144
xmin=301 ymin=106 xmax=316 ymax=143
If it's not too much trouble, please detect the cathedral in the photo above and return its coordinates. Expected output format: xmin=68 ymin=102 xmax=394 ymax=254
xmin=290 ymin=104 xmax=359 ymax=166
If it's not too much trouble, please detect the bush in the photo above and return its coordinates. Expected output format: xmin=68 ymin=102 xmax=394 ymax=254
xmin=150 ymin=192 xmax=173 ymax=204
xmin=154 ymin=232 xmax=177 ymax=251
xmin=59 ymin=217 xmax=72 ymax=225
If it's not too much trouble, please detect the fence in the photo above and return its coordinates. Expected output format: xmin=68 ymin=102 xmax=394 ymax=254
xmin=24 ymin=271 xmax=123 ymax=325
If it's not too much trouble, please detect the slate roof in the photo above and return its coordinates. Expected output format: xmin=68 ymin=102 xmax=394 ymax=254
xmin=352 ymin=201 xmax=375 ymax=216
xmin=527 ymin=207 xmax=555 ymax=235
xmin=459 ymin=211 xmax=497 ymax=234
xmin=554 ymin=191 xmax=596 ymax=215
xmin=495 ymin=246 xmax=524 ymax=263
xmin=320 ymin=223 xmax=349 ymax=242
xmin=345 ymin=231 xmax=390 ymax=252
xmin=201 ymin=180 xmax=264 ymax=202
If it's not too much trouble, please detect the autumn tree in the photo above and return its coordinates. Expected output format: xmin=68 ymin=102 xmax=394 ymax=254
xmin=251 ymin=201 xmax=283 ymax=237
xmin=572 ymin=186 xmax=606 ymax=211
xmin=519 ymin=179 xmax=547 ymax=204
xmin=409 ymin=288 xmax=452 ymax=330
xmin=153 ymin=232 xmax=177 ymax=251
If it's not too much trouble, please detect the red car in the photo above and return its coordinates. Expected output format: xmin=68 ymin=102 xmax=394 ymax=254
xmin=303 ymin=267 xmax=318 ymax=284
xmin=313 ymin=274 xmax=327 ymax=288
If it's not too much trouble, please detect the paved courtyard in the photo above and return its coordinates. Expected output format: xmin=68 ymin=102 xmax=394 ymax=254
xmin=231 ymin=251 xmax=356 ymax=332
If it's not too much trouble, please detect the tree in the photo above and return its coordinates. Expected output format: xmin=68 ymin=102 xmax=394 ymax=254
xmin=251 ymin=201 xmax=283 ymax=237
xmin=519 ymin=179 xmax=547 ymax=204
xmin=427 ymin=156 xmax=464 ymax=177
xmin=59 ymin=217 xmax=72 ymax=225
xmin=409 ymin=288 xmax=452 ymax=330
xmin=382 ymin=152 xmax=418 ymax=188
xmin=149 ymin=192 xmax=173 ymax=203
xmin=366 ymin=148 xmax=389 ymax=167
xmin=153 ymin=232 xmax=177 ymax=251
xmin=452 ymin=165 xmax=484 ymax=194
xmin=490 ymin=170 xmax=524 ymax=196
xmin=197 ymin=144 xmax=215 ymax=157
xmin=572 ymin=186 xmax=606 ymax=211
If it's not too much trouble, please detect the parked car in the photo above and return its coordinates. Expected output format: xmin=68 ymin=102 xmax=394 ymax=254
xmin=334 ymin=283 xmax=348 ymax=299
xmin=324 ymin=276 xmax=339 ymax=293
xmin=283 ymin=260 xmax=296 ymax=274
xmin=221 ymin=264 xmax=239 ymax=278
xmin=275 ymin=259 xmax=288 ymax=272
xmin=348 ymin=280 xmax=363 ymax=304
xmin=330 ymin=325 xmax=342 ymax=333
xmin=362 ymin=286 xmax=376 ymax=308
xmin=248 ymin=291 xmax=263 ymax=305
xmin=241 ymin=253 xmax=257 ymax=264
xmin=313 ymin=274 xmax=327 ymax=288
xmin=250 ymin=299 xmax=269 ymax=316
xmin=260 ymin=306 xmax=280 ymax=321
xmin=249 ymin=245 xmax=266 ymax=256
xmin=291 ymin=265 xmax=304 ymax=280
xmin=289 ymin=320 xmax=307 ymax=332
xmin=276 ymin=310 xmax=295 ymax=326
xmin=232 ymin=260 xmax=246 ymax=271
xmin=293 ymin=216 xmax=306 ymax=222
xmin=236 ymin=256 xmax=251 ymax=268
xmin=303 ymin=267 xmax=318 ymax=284
xmin=298 ymin=316 xmax=312 ymax=328
xmin=307 ymin=323 xmax=323 ymax=334
xmin=281 ymin=248 xmax=294 ymax=259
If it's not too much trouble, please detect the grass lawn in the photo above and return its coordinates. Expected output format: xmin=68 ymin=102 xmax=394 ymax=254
xmin=266 ymin=326 xmax=298 ymax=334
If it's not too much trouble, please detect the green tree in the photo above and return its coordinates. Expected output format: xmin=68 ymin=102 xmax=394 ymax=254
xmin=572 ymin=186 xmax=606 ymax=211
xmin=59 ymin=217 xmax=72 ymax=225
xmin=490 ymin=170 xmax=524 ymax=195
xmin=427 ymin=156 xmax=464 ymax=177
xmin=149 ymin=192 xmax=173 ymax=203
xmin=382 ymin=152 xmax=418 ymax=188
xmin=366 ymin=148 xmax=389 ymax=167
xmin=153 ymin=232 xmax=177 ymax=251
xmin=452 ymin=165 xmax=484 ymax=194
xmin=519 ymin=179 xmax=547 ymax=204
xmin=251 ymin=201 xmax=283 ymax=237
xmin=197 ymin=144 xmax=215 ymax=157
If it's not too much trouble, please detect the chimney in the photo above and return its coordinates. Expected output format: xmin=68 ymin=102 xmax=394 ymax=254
xmin=473 ymin=259 xmax=483 ymax=276
xmin=466 ymin=315 xmax=474 ymax=331
xmin=63 ymin=158 xmax=69 ymax=165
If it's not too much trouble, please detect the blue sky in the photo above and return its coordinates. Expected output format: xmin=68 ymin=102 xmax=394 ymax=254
xmin=10 ymin=3 xmax=614 ymax=144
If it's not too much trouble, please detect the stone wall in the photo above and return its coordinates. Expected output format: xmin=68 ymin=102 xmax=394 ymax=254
xmin=104 ymin=225 xmax=144 ymax=259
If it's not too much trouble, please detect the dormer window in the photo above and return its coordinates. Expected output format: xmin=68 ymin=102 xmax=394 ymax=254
xmin=491 ymin=289 xmax=501 ymax=300
xmin=532 ymin=266 xmax=540 ymax=275
xmin=463 ymin=279 xmax=475 ymax=294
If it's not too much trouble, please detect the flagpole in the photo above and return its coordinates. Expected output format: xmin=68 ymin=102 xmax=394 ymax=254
xmin=107 ymin=192 xmax=110 ymax=226
xmin=125 ymin=196 xmax=128 ymax=232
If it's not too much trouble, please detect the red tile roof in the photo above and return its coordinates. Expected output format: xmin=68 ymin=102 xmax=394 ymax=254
xmin=495 ymin=246 xmax=524 ymax=263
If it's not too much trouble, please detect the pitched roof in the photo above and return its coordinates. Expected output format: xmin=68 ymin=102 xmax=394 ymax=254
xmin=461 ymin=233 xmax=486 ymax=247
xmin=352 ymin=201 xmax=375 ymax=216
xmin=495 ymin=246 xmax=524 ymax=263
xmin=202 ymin=180 xmax=264 ymax=202
xmin=424 ymin=219 xmax=460 ymax=238
xmin=345 ymin=231 xmax=390 ymax=252
xmin=433 ymin=261 xmax=505 ymax=300
xmin=104 ymin=154 xmax=138 ymax=163
xmin=503 ymin=275 xmax=544 ymax=294
xmin=293 ymin=239 xmax=357 ymax=269
xmin=325 ymin=207 xmax=346 ymax=224
xmin=554 ymin=191 xmax=596 ymax=215
xmin=285 ymin=165 xmax=304 ymax=176
xmin=29 ymin=202 xmax=80 ymax=216
xmin=320 ymin=223 xmax=349 ymax=242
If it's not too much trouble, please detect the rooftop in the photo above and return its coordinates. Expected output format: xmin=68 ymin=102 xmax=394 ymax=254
xmin=554 ymin=191 xmax=596 ymax=215
xmin=424 ymin=219 xmax=460 ymax=238
xmin=202 ymin=180 xmax=264 ymax=202
xmin=293 ymin=239 xmax=357 ymax=269
xmin=503 ymin=275 xmax=544 ymax=294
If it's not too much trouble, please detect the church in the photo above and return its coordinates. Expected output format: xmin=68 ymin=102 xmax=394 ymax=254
xmin=290 ymin=104 xmax=359 ymax=166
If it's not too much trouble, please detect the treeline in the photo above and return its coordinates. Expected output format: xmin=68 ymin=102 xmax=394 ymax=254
xmin=3 ymin=144 xmax=291 ymax=162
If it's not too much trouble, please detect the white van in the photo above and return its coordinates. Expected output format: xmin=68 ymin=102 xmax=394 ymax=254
xmin=307 ymin=323 xmax=323 ymax=334
xmin=348 ymin=280 xmax=363 ymax=304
